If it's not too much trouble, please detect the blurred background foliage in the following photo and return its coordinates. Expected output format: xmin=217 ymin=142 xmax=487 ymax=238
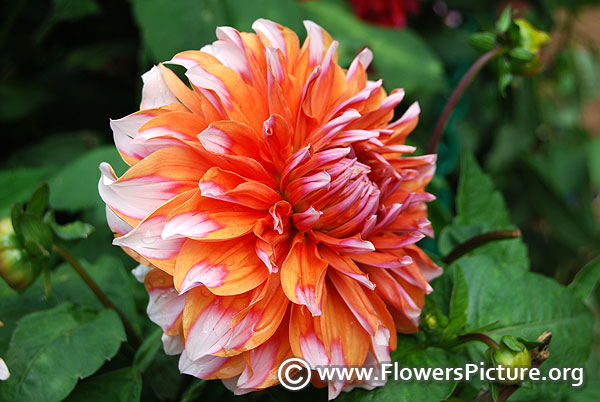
xmin=1 ymin=0 xmax=599 ymax=401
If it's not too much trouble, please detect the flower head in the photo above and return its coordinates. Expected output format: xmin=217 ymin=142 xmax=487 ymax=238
xmin=99 ymin=19 xmax=441 ymax=398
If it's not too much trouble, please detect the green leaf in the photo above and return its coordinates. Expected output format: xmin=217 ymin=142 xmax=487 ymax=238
xmin=457 ymin=153 xmax=510 ymax=228
xmin=450 ymin=258 xmax=594 ymax=399
xmin=222 ymin=0 xmax=306 ymax=33
xmin=2 ymin=132 xmax=101 ymax=169
xmin=10 ymin=202 xmax=24 ymax=240
xmin=144 ymin=353 xmax=183 ymax=400
xmin=133 ymin=328 xmax=162 ymax=373
xmin=568 ymin=257 xmax=600 ymax=301
xmin=0 ymin=303 xmax=126 ymax=402
xmin=18 ymin=212 xmax=54 ymax=252
xmin=443 ymin=266 xmax=468 ymax=339
xmin=449 ymin=153 xmax=528 ymax=270
xmin=0 ymin=168 xmax=53 ymax=217
xmin=64 ymin=367 xmax=142 ymax=402
xmin=500 ymin=335 xmax=525 ymax=352
xmin=23 ymin=239 xmax=50 ymax=259
xmin=48 ymin=146 xmax=127 ymax=212
xmin=131 ymin=0 xmax=228 ymax=62
xmin=338 ymin=340 xmax=457 ymax=402
xmin=0 ymin=82 xmax=49 ymax=122
xmin=25 ymin=183 xmax=49 ymax=218
xmin=180 ymin=380 xmax=208 ymax=402
xmin=45 ymin=211 xmax=95 ymax=241
xmin=498 ymin=57 xmax=513 ymax=96
xmin=51 ymin=255 xmax=141 ymax=333
xmin=496 ymin=6 xmax=513 ymax=35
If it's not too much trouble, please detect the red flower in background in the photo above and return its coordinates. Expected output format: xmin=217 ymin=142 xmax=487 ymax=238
xmin=348 ymin=0 xmax=420 ymax=28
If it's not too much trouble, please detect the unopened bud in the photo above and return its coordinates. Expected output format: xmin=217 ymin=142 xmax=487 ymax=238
xmin=0 ymin=218 xmax=40 ymax=290
xmin=485 ymin=335 xmax=532 ymax=385
xmin=512 ymin=18 xmax=551 ymax=76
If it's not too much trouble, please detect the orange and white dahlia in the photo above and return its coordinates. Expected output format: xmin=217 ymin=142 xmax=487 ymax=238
xmin=99 ymin=19 xmax=441 ymax=398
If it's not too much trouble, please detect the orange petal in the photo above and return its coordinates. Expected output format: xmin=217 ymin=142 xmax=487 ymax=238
xmin=327 ymin=269 xmax=379 ymax=337
xmin=235 ymin=319 xmax=292 ymax=390
xmin=181 ymin=286 xmax=252 ymax=360
xmin=199 ymin=167 xmax=281 ymax=210
xmin=226 ymin=274 xmax=289 ymax=354
xmin=316 ymin=244 xmax=374 ymax=289
xmin=174 ymin=236 xmax=269 ymax=296
xmin=112 ymin=190 xmax=196 ymax=274
xmin=289 ymin=304 xmax=329 ymax=367
xmin=99 ymin=146 xmax=205 ymax=226
xmin=281 ymin=233 xmax=328 ymax=316
xmin=163 ymin=190 xmax=266 ymax=241
xmin=145 ymin=268 xmax=184 ymax=336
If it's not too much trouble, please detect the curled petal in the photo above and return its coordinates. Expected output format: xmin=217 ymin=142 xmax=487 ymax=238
xmin=281 ymin=233 xmax=327 ymax=316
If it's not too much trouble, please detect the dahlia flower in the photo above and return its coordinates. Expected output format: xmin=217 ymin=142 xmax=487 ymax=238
xmin=99 ymin=19 xmax=440 ymax=398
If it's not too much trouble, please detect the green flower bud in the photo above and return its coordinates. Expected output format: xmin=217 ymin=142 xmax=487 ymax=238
xmin=485 ymin=335 xmax=532 ymax=385
xmin=512 ymin=18 xmax=551 ymax=76
xmin=424 ymin=312 xmax=439 ymax=329
xmin=0 ymin=218 xmax=40 ymax=290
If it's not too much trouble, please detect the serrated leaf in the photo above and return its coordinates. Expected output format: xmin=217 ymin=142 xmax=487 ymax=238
xmin=451 ymin=153 xmax=528 ymax=270
xmin=64 ymin=367 xmax=142 ymax=402
xmin=568 ymin=257 xmax=600 ymax=301
xmin=457 ymin=153 xmax=510 ymax=228
xmin=450 ymin=258 xmax=594 ymax=399
xmin=0 ymin=303 xmax=125 ymax=402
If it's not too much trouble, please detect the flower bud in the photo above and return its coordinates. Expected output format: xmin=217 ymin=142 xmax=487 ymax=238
xmin=0 ymin=218 xmax=40 ymax=290
xmin=512 ymin=18 xmax=551 ymax=76
xmin=485 ymin=335 xmax=532 ymax=385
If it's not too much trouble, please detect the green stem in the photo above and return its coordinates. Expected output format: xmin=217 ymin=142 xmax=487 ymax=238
xmin=442 ymin=229 xmax=521 ymax=264
xmin=52 ymin=244 xmax=141 ymax=348
xmin=427 ymin=47 xmax=507 ymax=154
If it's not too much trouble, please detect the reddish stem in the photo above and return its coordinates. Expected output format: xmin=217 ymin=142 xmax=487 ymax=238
xmin=427 ymin=47 xmax=506 ymax=154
